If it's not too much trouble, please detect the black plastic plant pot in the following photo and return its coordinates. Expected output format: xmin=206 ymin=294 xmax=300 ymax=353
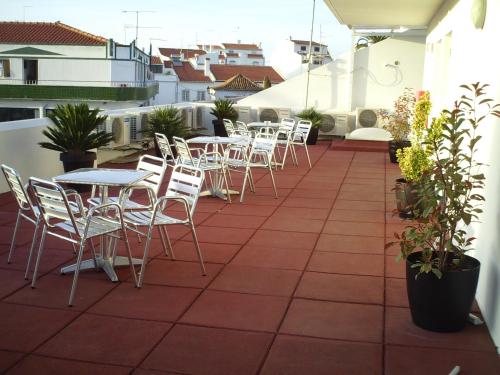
xmin=306 ymin=126 xmax=319 ymax=145
xmin=212 ymin=119 xmax=228 ymax=137
xmin=389 ymin=140 xmax=411 ymax=163
xmin=394 ymin=178 xmax=417 ymax=219
xmin=59 ymin=151 xmax=96 ymax=192
xmin=406 ymin=251 xmax=480 ymax=332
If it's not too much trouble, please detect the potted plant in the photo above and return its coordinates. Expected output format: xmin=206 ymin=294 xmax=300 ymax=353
xmin=210 ymin=99 xmax=238 ymax=137
xmin=389 ymin=83 xmax=500 ymax=332
xmin=380 ymin=88 xmax=416 ymax=163
xmin=39 ymin=103 xmax=112 ymax=172
xmin=141 ymin=106 xmax=190 ymax=158
xmin=297 ymin=107 xmax=323 ymax=145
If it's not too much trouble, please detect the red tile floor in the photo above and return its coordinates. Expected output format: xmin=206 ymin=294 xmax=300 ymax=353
xmin=0 ymin=141 xmax=499 ymax=374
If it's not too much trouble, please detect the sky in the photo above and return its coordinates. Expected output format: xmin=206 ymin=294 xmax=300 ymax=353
xmin=1 ymin=0 xmax=353 ymax=58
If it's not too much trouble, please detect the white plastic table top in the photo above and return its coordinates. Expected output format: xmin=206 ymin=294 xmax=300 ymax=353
xmin=53 ymin=168 xmax=153 ymax=186
xmin=186 ymin=136 xmax=249 ymax=145
xmin=247 ymin=122 xmax=281 ymax=129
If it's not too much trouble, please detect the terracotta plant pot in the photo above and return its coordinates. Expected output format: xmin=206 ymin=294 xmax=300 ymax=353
xmin=406 ymin=251 xmax=480 ymax=332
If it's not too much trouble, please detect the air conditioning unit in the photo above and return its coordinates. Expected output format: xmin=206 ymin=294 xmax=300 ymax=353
xmin=259 ymin=108 xmax=279 ymax=122
xmin=319 ymin=112 xmax=350 ymax=137
xmin=181 ymin=107 xmax=194 ymax=129
xmin=127 ymin=110 xmax=150 ymax=142
xmin=355 ymin=108 xmax=383 ymax=129
xmin=97 ymin=115 xmax=130 ymax=148
xmin=235 ymin=106 xmax=251 ymax=123
xmin=278 ymin=108 xmax=292 ymax=121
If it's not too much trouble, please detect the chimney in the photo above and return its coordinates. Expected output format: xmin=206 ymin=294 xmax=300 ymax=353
xmin=204 ymin=58 xmax=211 ymax=77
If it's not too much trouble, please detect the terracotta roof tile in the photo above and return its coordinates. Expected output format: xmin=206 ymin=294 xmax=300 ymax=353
xmin=197 ymin=44 xmax=222 ymax=50
xmin=164 ymin=61 xmax=173 ymax=68
xmin=222 ymin=43 xmax=261 ymax=50
xmin=159 ymin=48 xmax=206 ymax=59
xmin=291 ymin=39 xmax=327 ymax=47
xmin=173 ymin=62 xmax=211 ymax=82
xmin=210 ymin=65 xmax=283 ymax=83
xmin=0 ymin=21 xmax=107 ymax=45
xmin=225 ymin=53 xmax=239 ymax=57
xmin=212 ymin=74 xmax=262 ymax=91
xmin=151 ymin=55 xmax=162 ymax=65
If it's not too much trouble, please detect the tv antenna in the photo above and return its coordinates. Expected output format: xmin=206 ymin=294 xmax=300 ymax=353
xmin=122 ymin=10 xmax=156 ymax=42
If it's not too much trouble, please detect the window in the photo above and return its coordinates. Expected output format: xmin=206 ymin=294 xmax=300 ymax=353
xmin=151 ymin=65 xmax=162 ymax=74
xmin=228 ymin=60 xmax=236 ymax=64
xmin=252 ymin=61 xmax=260 ymax=66
xmin=0 ymin=60 xmax=10 ymax=77
xmin=314 ymin=46 xmax=320 ymax=52
xmin=313 ymin=60 xmax=321 ymax=65
xmin=197 ymin=91 xmax=206 ymax=101
xmin=182 ymin=90 xmax=190 ymax=101
xmin=300 ymin=46 xmax=306 ymax=51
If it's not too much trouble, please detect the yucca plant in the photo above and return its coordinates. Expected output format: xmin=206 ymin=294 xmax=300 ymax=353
xmin=142 ymin=106 xmax=190 ymax=142
xmin=296 ymin=107 xmax=323 ymax=128
xmin=210 ymin=99 xmax=238 ymax=122
xmin=40 ymin=103 xmax=111 ymax=153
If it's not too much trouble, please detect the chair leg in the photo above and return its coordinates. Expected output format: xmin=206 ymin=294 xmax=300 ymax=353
xmin=268 ymin=164 xmax=278 ymax=198
xmin=222 ymin=168 xmax=231 ymax=203
xmin=281 ymin=143 xmax=289 ymax=170
xmin=160 ymin=226 xmax=175 ymax=259
xmin=240 ymin=167 xmax=250 ymax=203
xmin=248 ymin=169 xmax=255 ymax=192
xmin=121 ymin=228 xmax=138 ymax=287
xmin=24 ymin=219 xmax=40 ymax=280
xmin=189 ymin=222 xmax=206 ymax=275
xmin=157 ymin=226 xmax=171 ymax=258
xmin=304 ymin=143 xmax=312 ymax=168
xmin=68 ymin=240 xmax=86 ymax=306
xmin=31 ymin=226 xmax=47 ymax=288
xmin=138 ymin=226 xmax=154 ymax=288
xmin=7 ymin=210 xmax=22 ymax=264
xmin=291 ymin=144 xmax=298 ymax=166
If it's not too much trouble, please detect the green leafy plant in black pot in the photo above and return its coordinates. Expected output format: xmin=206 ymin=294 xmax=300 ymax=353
xmin=379 ymin=88 xmax=416 ymax=163
xmin=210 ymin=99 xmax=238 ymax=137
xmin=297 ymin=107 xmax=323 ymax=145
xmin=389 ymin=83 xmax=500 ymax=332
xmin=141 ymin=106 xmax=190 ymax=158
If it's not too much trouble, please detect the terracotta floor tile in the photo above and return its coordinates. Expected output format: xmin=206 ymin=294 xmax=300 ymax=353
xmin=4 ymin=273 xmax=116 ymax=310
xmin=323 ymin=220 xmax=385 ymax=237
xmin=261 ymin=335 xmax=382 ymax=375
xmin=0 ymin=246 xmax=74 ymax=274
xmin=315 ymin=234 xmax=384 ymax=254
xmin=308 ymin=252 xmax=384 ymax=276
xmin=262 ymin=215 xmax=324 ymax=233
xmin=37 ymin=314 xmax=171 ymax=366
xmin=385 ymin=344 xmax=500 ymax=375
xmin=385 ymin=306 xmax=497 ymax=352
xmin=8 ymin=355 xmax=132 ymax=375
xmin=143 ymin=325 xmax=273 ymax=375
xmin=283 ymin=197 xmax=335 ymax=209
xmin=0 ymin=269 xmax=29 ymax=299
xmin=295 ymin=272 xmax=384 ymax=305
xmin=166 ymin=241 xmax=240 ymax=264
xmin=281 ymin=299 xmax=383 ymax=342
xmin=329 ymin=208 xmax=385 ymax=223
xmin=89 ymin=283 xmax=200 ymax=321
xmin=180 ymin=290 xmax=288 ymax=332
xmin=343 ymin=177 xmax=384 ymax=186
xmin=209 ymin=265 xmax=301 ymax=296
xmin=0 ymin=350 xmax=24 ymax=373
xmin=188 ymin=226 xmax=255 ymax=245
xmin=231 ymin=246 xmax=311 ymax=271
xmin=202 ymin=213 xmax=267 ymax=229
xmin=386 ymin=223 xmax=411 ymax=238
xmin=386 ymin=255 xmax=406 ymax=278
xmin=219 ymin=204 xmax=276 ymax=217
xmin=385 ymin=277 xmax=409 ymax=307
xmin=272 ymin=206 xmax=330 ymax=220
xmin=247 ymin=229 xmax=318 ymax=250
xmin=0 ymin=303 xmax=78 ymax=352
xmin=340 ymin=183 xmax=385 ymax=193
xmin=334 ymin=199 xmax=385 ymax=211
xmin=141 ymin=259 xmax=222 ymax=288
xmin=133 ymin=369 xmax=177 ymax=375
xmin=288 ymin=188 xmax=338 ymax=199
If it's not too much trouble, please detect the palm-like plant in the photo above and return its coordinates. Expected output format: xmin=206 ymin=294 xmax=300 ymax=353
xmin=39 ymin=103 xmax=112 ymax=153
xmin=143 ymin=106 xmax=190 ymax=142
xmin=210 ymin=99 xmax=238 ymax=122
xmin=355 ymin=35 xmax=389 ymax=50
xmin=297 ymin=107 xmax=323 ymax=128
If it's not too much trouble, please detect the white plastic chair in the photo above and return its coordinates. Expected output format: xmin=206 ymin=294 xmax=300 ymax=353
xmin=29 ymin=177 xmax=137 ymax=306
xmin=155 ymin=133 xmax=177 ymax=167
xmin=289 ymin=120 xmax=313 ymax=168
xmin=122 ymin=164 xmax=206 ymax=287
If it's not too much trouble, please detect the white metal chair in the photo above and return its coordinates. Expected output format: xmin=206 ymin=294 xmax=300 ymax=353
xmin=224 ymin=133 xmax=278 ymax=202
xmin=122 ymin=164 xmax=206 ymax=287
xmin=289 ymin=120 xmax=313 ymax=168
xmin=275 ymin=118 xmax=296 ymax=169
xmin=155 ymin=133 xmax=177 ymax=167
xmin=173 ymin=136 xmax=232 ymax=202
xmin=29 ymin=177 xmax=137 ymax=306
xmin=88 ymin=155 xmax=167 ymax=211
xmin=223 ymin=119 xmax=236 ymax=136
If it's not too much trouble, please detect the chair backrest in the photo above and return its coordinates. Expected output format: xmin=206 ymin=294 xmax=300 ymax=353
xmin=173 ymin=136 xmax=197 ymax=166
xmin=235 ymin=121 xmax=248 ymax=131
xmin=251 ymin=133 xmax=278 ymax=158
xmin=155 ymin=133 xmax=175 ymax=161
xmin=165 ymin=164 xmax=204 ymax=217
xmin=29 ymin=177 xmax=80 ymax=234
xmin=223 ymin=119 xmax=235 ymax=136
xmin=280 ymin=118 xmax=296 ymax=132
xmin=136 ymin=155 xmax=167 ymax=196
xmin=294 ymin=120 xmax=312 ymax=140
xmin=1 ymin=164 xmax=35 ymax=213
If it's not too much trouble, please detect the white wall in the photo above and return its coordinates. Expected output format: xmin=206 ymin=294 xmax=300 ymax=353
xmin=269 ymin=40 xmax=306 ymax=79
xmin=38 ymin=59 xmax=111 ymax=85
xmin=424 ymin=0 xmax=500 ymax=353
xmin=351 ymin=36 xmax=425 ymax=110
xmin=0 ymin=44 xmax=106 ymax=59
xmin=177 ymin=82 xmax=210 ymax=102
xmin=152 ymin=74 xmax=178 ymax=105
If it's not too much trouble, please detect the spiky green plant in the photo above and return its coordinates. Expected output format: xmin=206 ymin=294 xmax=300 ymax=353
xmin=39 ymin=103 xmax=112 ymax=153
xmin=142 ymin=106 xmax=190 ymax=142
xmin=210 ymin=99 xmax=238 ymax=122
xmin=297 ymin=107 xmax=323 ymax=128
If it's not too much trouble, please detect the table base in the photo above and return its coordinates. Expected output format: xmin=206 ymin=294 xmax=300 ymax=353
xmin=200 ymin=188 xmax=240 ymax=200
xmin=60 ymin=255 xmax=143 ymax=282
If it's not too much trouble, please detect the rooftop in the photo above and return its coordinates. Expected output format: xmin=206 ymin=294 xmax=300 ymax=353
xmin=210 ymin=64 xmax=283 ymax=83
xmin=291 ymin=39 xmax=327 ymax=47
xmin=0 ymin=21 xmax=107 ymax=46
xmin=222 ymin=43 xmax=261 ymax=50
xmin=211 ymin=74 xmax=263 ymax=92
xmin=172 ymin=61 xmax=211 ymax=82
xmin=0 ymin=143 xmax=498 ymax=374
xmin=150 ymin=56 xmax=163 ymax=65
xmin=159 ymin=48 xmax=206 ymax=59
